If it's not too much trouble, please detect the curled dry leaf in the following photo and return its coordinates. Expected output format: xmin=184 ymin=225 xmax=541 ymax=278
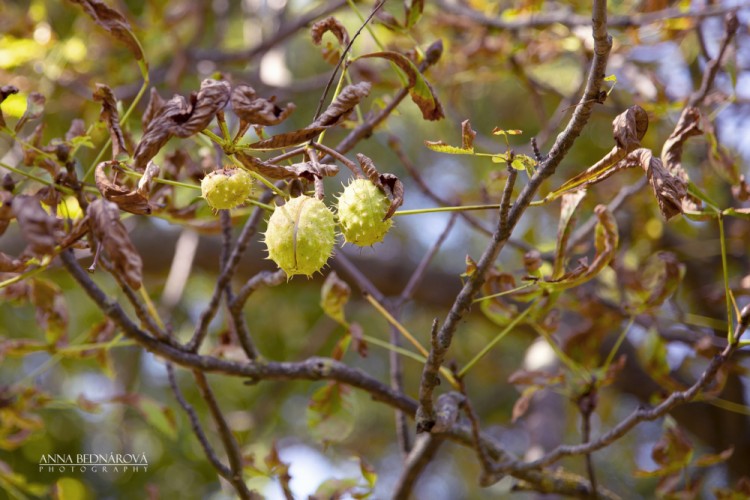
xmin=95 ymin=161 xmax=152 ymax=215
xmin=312 ymin=82 xmax=372 ymax=128
xmin=631 ymin=149 xmax=688 ymax=221
xmin=553 ymin=189 xmax=587 ymax=279
xmin=14 ymin=92 xmax=45 ymax=133
xmin=245 ymin=83 xmax=371 ymax=150
xmin=141 ymin=87 xmax=165 ymax=131
xmin=311 ymin=17 xmax=350 ymax=64
xmin=612 ymin=105 xmax=648 ymax=150
xmin=424 ymin=119 xmax=476 ymax=155
xmin=541 ymin=205 xmax=618 ymax=291
xmin=93 ymin=84 xmax=127 ymax=158
xmin=87 ymin=199 xmax=143 ymax=290
xmin=379 ymin=173 xmax=404 ymax=219
xmin=547 ymin=106 xmax=649 ymax=201
xmin=12 ymin=195 xmax=61 ymax=255
xmin=353 ymin=154 xmax=403 ymax=218
xmin=626 ymin=251 xmax=684 ymax=313
xmin=69 ymin=0 xmax=144 ymax=60
xmin=133 ymin=79 xmax=230 ymax=170
xmin=356 ymin=153 xmax=381 ymax=186
xmin=661 ymin=107 xmax=701 ymax=180
xmin=358 ymin=52 xmax=443 ymax=120
xmin=0 ymin=85 xmax=19 ymax=129
xmin=230 ymin=85 xmax=295 ymax=126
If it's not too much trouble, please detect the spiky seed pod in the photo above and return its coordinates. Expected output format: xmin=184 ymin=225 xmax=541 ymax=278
xmin=337 ymin=179 xmax=393 ymax=246
xmin=264 ymin=195 xmax=336 ymax=277
xmin=201 ymin=168 xmax=254 ymax=210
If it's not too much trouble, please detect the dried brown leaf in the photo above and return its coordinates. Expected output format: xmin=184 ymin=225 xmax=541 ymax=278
xmin=93 ymin=84 xmax=127 ymax=158
xmin=141 ymin=87 xmax=165 ymax=131
xmin=511 ymin=386 xmax=540 ymax=423
xmin=230 ymin=85 xmax=295 ymax=126
xmin=613 ymin=105 xmax=648 ymax=150
xmin=95 ymin=161 xmax=152 ymax=215
xmin=661 ymin=107 xmax=702 ymax=181
xmin=0 ymin=85 xmax=19 ymax=129
xmin=313 ymin=82 xmax=372 ymax=127
xmin=14 ymin=93 xmax=45 ymax=133
xmin=246 ymin=126 xmax=327 ymax=150
xmin=87 ymin=199 xmax=143 ymax=290
xmin=553 ymin=189 xmax=586 ymax=278
xmin=461 ymin=119 xmax=476 ymax=151
xmin=542 ymin=205 xmax=618 ymax=291
xmin=69 ymin=0 xmax=144 ymax=60
xmin=171 ymin=79 xmax=231 ymax=138
xmin=133 ymin=80 xmax=230 ymax=169
xmin=379 ymin=173 xmax=404 ymax=219
xmin=359 ymin=51 xmax=443 ymax=120
xmin=311 ymin=17 xmax=350 ymax=64
xmin=350 ymin=323 xmax=367 ymax=358
xmin=632 ymin=149 xmax=688 ymax=221
xmin=11 ymin=195 xmax=61 ymax=255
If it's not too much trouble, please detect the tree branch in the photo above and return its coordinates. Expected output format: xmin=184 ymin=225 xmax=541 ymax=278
xmin=414 ymin=0 xmax=611 ymax=446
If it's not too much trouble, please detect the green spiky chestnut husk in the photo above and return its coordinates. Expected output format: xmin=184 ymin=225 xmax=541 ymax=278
xmin=264 ymin=195 xmax=336 ymax=277
xmin=337 ymin=178 xmax=393 ymax=246
xmin=201 ymin=168 xmax=254 ymax=210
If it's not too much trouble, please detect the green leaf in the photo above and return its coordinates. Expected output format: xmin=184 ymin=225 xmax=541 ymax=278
xmin=70 ymin=135 xmax=95 ymax=150
xmin=358 ymin=456 xmax=377 ymax=489
xmin=306 ymin=382 xmax=355 ymax=444
xmin=423 ymin=141 xmax=474 ymax=155
xmin=404 ymin=0 xmax=424 ymax=28
xmin=320 ymin=271 xmax=351 ymax=326
xmin=511 ymin=154 xmax=536 ymax=173
xmin=553 ymin=189 xmax=587 ymax=279
xmin=492 ymin=128 xmax=523 ymax=136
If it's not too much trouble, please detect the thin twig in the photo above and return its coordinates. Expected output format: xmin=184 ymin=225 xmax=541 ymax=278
xmin=399 ymin=214 xmax=458 ymax=303
xmin=457 ymin=376 xmax=493 ymax=485
xmin=577 ymin=383 xmax=599 ymax=499
xmin=317 ymin=40 xmax=443 ymax=164
xmin=391 ymin=434 xmax=444 ymax=499
xmin=188 ymin=0 xmax=348 ymax=64
xmin=187 ymin=190 xmax=275 ymax=352
xmin=310 ymin=0 xmax=385 ymax=123
xmin=332 ymin=251 xmax=385 ymax=302
xmin=688 ymin=12 xmax=739 ymax=109
xmin=167 ymin=364 xmax=233 ymax=479
xmin=193 ymin=370 xmax=254 ymax=499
